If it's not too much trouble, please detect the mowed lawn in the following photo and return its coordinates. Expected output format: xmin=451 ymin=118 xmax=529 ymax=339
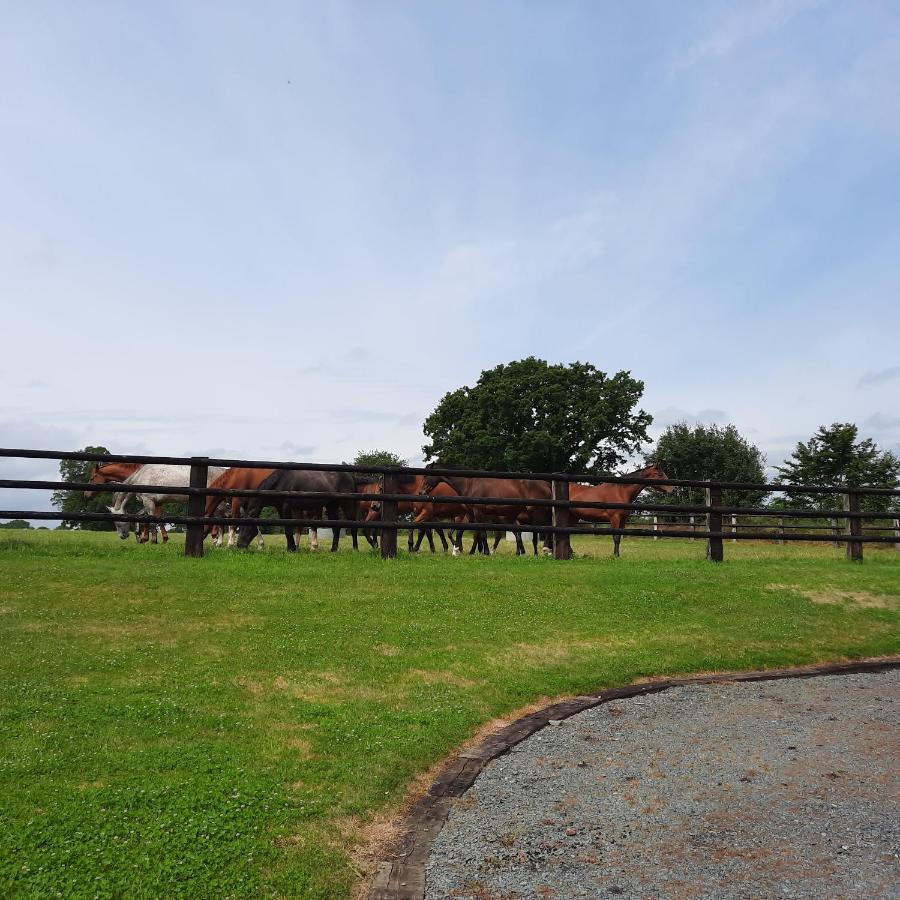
xmin=1 ymin=530 xmax=898 ymax=898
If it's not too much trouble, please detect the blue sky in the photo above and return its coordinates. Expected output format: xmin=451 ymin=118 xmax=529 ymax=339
xmin=2 ymin=1 xmax=899 ymax=511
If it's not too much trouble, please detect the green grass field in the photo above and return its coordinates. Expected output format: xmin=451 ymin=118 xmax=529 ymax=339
xmin=1 ymin=529 xmax=898 ymax=898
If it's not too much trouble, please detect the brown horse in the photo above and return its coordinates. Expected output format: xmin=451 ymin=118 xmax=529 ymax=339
xmin=420 ymin=469 xmax=552 ymax=556
xmin=86 ymin=462 xmax=164 ymax=544
xmin=569 ymin=462 xmax=674 ymax=557
xmin=364 ymin=475 xmax=450 ymax=552
xmin=203 ymin=467 xmax=321 ymax=549
xmin=411 ymin=480 xmax=471 ymax=555
xmin=84 ymin=462 xmax=144 ymax=497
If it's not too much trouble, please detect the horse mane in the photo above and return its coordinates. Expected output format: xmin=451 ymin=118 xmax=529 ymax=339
xmin=354 ymin=474 xmax=382 ymax=486
xmin=625 ymin=461 xmax=663 ymax=477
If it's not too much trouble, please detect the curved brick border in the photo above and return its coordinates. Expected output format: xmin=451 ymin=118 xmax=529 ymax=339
xmin=369 ymin=655 xmax=900 ymax=899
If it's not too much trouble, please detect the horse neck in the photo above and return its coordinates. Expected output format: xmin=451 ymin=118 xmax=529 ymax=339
xmin=99 ymin=463 xmax=139 ymax=482
xmin=623 ymin=468 xmax=658 ymax=502
xmin=438 ymin=474 xmax=467 ymax=496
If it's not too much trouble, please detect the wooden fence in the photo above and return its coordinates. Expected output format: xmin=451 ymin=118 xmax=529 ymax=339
xmin=1 ymin=447 xmax=899 ymax=562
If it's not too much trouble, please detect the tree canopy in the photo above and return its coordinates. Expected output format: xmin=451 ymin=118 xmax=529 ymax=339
xmin=422 ymin=358 xmax=651 ymax=473
xmin=50 ymin=446 xmax=122 ymax=530
xmin=350 ymin=450 xmax=408 ymax=470
xmin=644 ymin=422 xmax=768 ymax=508
xmin=0 ymin=518 xmax=32 ymax=529
xmin=775 ymin=423 xmax=899 ymax=512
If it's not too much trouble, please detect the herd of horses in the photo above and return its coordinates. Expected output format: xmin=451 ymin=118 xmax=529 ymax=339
xmin=85 ymin=461 xmax=674 ymax=557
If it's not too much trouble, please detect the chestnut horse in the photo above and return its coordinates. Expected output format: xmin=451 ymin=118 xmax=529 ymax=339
xmin=569 ymin=462 xmax=674 ymax=557
xmin=85 ymin=462 xmax=144 ymax=496
xmin=420 ymin=469 xmax=552 ymax=556
xmin=410 ymin=480 xmax=470 ymax=555
xmin=363 ymin=475 xmax=450 ymax=553
xmin=201 ymin=467 xmax=317 ymax=550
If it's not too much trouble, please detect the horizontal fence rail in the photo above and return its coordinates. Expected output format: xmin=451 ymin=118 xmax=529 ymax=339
xmin=2 ymin=478 xmax=895 ymax=519
xmin=1 ymin=447 xmax=898 ymax=562
xmin=5 ymin=510 xmax=899 ymax=542
xmin=2 ymin=447 xmax=899 ymax=495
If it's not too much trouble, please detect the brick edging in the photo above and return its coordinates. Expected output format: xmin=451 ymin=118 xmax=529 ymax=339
xmin=368 ymin=655 xmax=900 ymax=899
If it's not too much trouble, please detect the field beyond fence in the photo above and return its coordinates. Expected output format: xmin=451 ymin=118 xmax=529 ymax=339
xmin=2 ymin=447 xmax=899 ymax=562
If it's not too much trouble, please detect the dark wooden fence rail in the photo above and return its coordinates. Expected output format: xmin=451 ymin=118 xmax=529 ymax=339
xmin=1 ymin=448 xmax=898 ymax=562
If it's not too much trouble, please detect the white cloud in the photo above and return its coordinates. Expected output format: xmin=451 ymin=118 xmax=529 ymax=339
xmin=672 ymin=0 xmax=824 ymax=72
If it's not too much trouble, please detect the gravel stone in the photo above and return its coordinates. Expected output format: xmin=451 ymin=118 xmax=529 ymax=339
xmin=425 ymin=670 xmax=900 ymax=899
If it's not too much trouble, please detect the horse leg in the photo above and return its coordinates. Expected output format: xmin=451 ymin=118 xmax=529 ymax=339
xmin=492 ymin=531 xmax=503 ymax=553
xmin=309 ymin=527 xmax=319 ymax=551
xmin=154 ymin=504 xmax=168 ymax=543
xmin=426 ymin=528 xmax=436 ymax=553
xmin=613 ymin=533 xmax=621 ymax=557
xmin=282 ymin=504 xmax=298 ymax=552
xmin=327 ymin=504 xmax=341 ymax=552
xmin=454 ymin=520 xmax=466 ymax=556
xmin=434 ymin=527 xmax=448 ymax=552
xmin=226 ymin=499 xmax=240 ymax=547
xmin=514 ymin=531 xmax=525 ymax=555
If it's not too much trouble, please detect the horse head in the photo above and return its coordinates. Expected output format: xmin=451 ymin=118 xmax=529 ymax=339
xmin=85 ymin=465 xmax=106 ymax=498
xmin=643 ymin=461 xmax=675 ymax=494
xmin=420 ymin=461 xmax=451 ymax=495
xmin=107 ymin=504 xmax=132 ymax=539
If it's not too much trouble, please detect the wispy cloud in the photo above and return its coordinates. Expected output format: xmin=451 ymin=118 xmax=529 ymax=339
xmin=858 ymin=365 xmax=900 ymax=388
xmin=672 ymin=0 xmax=823 ymax=72
xmin=863 ymin=412 xmax=900 ymax=433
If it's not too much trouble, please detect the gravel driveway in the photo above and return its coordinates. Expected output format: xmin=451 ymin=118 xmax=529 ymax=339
xmin=425 ymin=669 xmax=899 ymax=899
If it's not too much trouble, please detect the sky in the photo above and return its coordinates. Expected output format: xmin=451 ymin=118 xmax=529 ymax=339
xmin=2 ymin=0 xmax=899 ymax=516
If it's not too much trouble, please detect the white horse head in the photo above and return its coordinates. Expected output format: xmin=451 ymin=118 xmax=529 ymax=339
xmin=107 ymin=504 xmax=131 ymax=540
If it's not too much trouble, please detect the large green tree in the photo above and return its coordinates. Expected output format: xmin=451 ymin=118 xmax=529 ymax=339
xmin=644 ymin=422 xmax=768 ymax=508
xmin=775 ymin=423 xmax=899 ymax=512
xmin=422 ymin=358 xmax=652 ymax=473
xmin=51 ymin=446 xmax=123 ymax=530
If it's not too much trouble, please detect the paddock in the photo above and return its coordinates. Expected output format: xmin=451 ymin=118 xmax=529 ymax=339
xmin=0 ymin=527 xmax=897 ymax=898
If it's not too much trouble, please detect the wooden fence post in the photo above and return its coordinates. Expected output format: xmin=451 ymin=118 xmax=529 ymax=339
xmin=831 ymin=517 xmax=839 ymax=548
xmin=844 ymin=491 xmax=863 ymax=562
xmin=894 ymin=517 xmax=900 ymax=551
xmin=731 ymin=514 xmax=737 ymax=543
xmin=705 ymin=486 xmax=723 ymax=562
xmin=777 ymin=516 xmax=784 ymax=545
xmin=184 ymin=456 xmax=208 ymax=558
xmin=653 ymin=514 xmax=659 ymax=540
xmin=552 ymin=478 xmax=572 ymax=560
xmin=689 ymin=515 xmax=696 ymax=539
xmin=380 ymin=472 xmax=398 ymax=559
